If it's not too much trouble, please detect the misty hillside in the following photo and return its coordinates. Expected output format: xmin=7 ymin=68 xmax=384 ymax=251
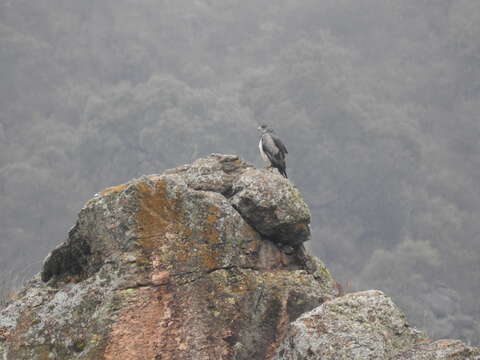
xmin=1 ymin=0 xmax=479 ymax=344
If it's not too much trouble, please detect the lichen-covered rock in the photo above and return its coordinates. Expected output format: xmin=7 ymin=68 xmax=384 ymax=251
xmin=230 ymin=168 xmax=311 ymax=246
xmin=0 ymin=154 xmax=337 ymax=360
xmin=274 ymin=290 xmax=480 ymax=360
xmin=164 ymin=154 xmax=252 ymax=195
xmin=393 ymin=339 xmax=480 ymax=359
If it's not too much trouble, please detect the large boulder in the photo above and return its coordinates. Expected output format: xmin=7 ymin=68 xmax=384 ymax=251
xmin=0 ymin=154 xmax=337 ymax=360
xmin=230 ymin=169 xmax=311 ymax=246
xmin=274 ymin=290 xmax=480 ymax=360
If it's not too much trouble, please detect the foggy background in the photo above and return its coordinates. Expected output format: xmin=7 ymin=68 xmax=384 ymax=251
xmin=1 ymin=0 xmax=479 ymax=345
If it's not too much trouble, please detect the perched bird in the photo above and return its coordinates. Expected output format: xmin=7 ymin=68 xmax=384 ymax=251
xmin=258 ymin=124 xmax=288 ymax=178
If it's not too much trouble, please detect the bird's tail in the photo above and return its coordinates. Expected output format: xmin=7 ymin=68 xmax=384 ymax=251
xmin=279 ymin=168 xmax=288 ymax=178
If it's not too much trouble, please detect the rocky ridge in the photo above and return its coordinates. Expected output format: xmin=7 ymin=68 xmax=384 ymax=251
xmin=0 ymin=154 xmax=478 ymax=359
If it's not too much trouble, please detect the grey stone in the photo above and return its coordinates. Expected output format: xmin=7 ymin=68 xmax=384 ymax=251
xmin=230 ymin=168 xmax=311 ymax=246
xmin=274 ymin=290 xmax=479 ymax=360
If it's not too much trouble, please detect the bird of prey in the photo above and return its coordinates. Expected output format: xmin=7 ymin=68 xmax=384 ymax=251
xmin=258 ymin=124 xmax=288 ymax=178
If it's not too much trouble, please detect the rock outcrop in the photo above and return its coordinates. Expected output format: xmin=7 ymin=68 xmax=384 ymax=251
xmin=0 ymin=154 xmax=336 ymax=360
xmin=0 ymin=154 xmax=478 ymax=359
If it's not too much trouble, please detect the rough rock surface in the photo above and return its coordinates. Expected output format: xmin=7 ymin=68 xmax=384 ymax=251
xmin=0 ymin=154 xmax=336 ymax=360
xmin=1 ymin=154 xmax=478 ymax=360
xmin=274 ymin=290 xmax=480 ymax=360
xmin=230 ymin=169 xmax=311 ymax=246
xmin=393 ymin=339 xmax=480 ymax=359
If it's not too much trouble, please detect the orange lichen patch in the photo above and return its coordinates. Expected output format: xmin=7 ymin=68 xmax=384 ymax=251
xmin=137 ymin=181 xmax=183 ymax=240
xmin=100 ymin=183 xmax=127 ymax=196
xmin=0 ymin=327 xmax=8 ymax=341
xmin=135 ymin=179 xmax=230 ymax=274
xmin=135 ymin=180 xmax=191 ymax=263
xmin=206 ymin=214 xmax=218 ymax=226
xmin=200 ymin=246 xmax=221 ymax=269
xmin=201 ymin=206 xmax=222 ymax=245
xmin=197 ymin=205 xmax=224 ymax=269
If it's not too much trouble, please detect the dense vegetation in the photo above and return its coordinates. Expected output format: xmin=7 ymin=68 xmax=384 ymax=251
xmin=1 ymin=0 xmax=479 ymax=344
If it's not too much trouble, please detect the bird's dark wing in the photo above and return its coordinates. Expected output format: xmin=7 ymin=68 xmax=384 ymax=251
xmin=261 ymin=134 xmax=280 ymax=161
xmin=271 ymin=134 xmax=288 ymax=156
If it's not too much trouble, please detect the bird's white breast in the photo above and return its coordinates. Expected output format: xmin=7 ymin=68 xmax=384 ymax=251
xmin=259 ymin=137 xmax=270 ymax=163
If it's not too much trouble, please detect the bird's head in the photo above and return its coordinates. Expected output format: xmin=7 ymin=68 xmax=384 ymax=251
xmin=257 ymin=124 xmax=273 ymax=134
